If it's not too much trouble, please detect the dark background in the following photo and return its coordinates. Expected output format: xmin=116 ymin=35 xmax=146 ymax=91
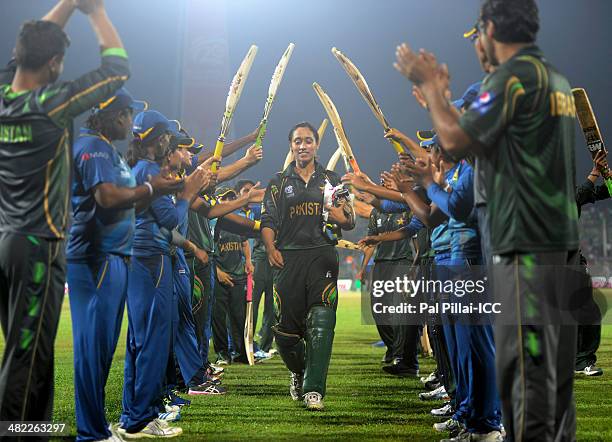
xmin=1 ymin=0 xmax=611 ymax=192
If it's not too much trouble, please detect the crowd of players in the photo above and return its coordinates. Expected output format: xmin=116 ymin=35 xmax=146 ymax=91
xmin=0 ymin=0 xmax=610 ymax=441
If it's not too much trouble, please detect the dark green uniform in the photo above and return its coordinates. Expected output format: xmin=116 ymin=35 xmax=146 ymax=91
xmin=186 ymin=197 xmax=216 ymax=363
xmin=212 ymin=229 xmax=248 ymax=363
xmin=0 ymin=49 xmax=129 ymax=423
xmin=246 ymin=208 xmax=275 ymax=352
xmin=459 ymin=45 xmax=579 ymax=441
xmin=261 ymin=161 xmax=354 ymax=397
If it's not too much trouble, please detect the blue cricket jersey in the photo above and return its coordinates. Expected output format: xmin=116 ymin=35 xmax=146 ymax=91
xmin=67 ymin=128 xmax=136 ymax=261
xmin=131 ymin=159 xmax=188 ymax=257
xmin=427 ymin=160 xmax=480 ymax=259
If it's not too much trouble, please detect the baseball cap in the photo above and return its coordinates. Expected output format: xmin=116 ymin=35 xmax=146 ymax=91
xmin=416 ymin=130 xmax=438 ymax=148
xmin=452 ymin=81 xmax=482 ymax=110
xmin=95 ymin=87 xmax=147 ymax=114
xmin=214 ymin=186 xmax=237 ymax=200
xmin=132 ymin=110 xmax=180 ymax=142
xmin=463 ymin=24 xmax=478 ymax=42
xmin=170 ymin=122 xmax=204 ymax=154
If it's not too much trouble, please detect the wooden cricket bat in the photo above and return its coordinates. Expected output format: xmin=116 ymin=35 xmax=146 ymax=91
xmin=244 ymin=272 xmax=255 ymax=366
xmin=336 ymin=239 xmax=363 ymax=252
xmin=255 ymin=43 xmax=295 ymax=147
xmin=572 ymin=87 xmax=612 ymax=196
xmin=283 ymin=118 xmax=329 ymax=170
xmin=332 ymin=47 xmax=404 ymax=155
xmin=313 ymin=82 xmax=361 ymax=173
xmin=212 ymin=45 xmax=258 ymax=172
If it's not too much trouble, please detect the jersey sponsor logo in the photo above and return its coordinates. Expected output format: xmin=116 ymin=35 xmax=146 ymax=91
xmin=288 ymin=201 xmax=321 ymax=219
xmin=470 ymin=91 xmax=494 ymax=115
xmin=81 ymin=151 xmax=110 ymax=161
xmin=377 ymin=219 xmax=382 ymax=227
xmin=325 ymin=271 xmax=332 ymax=278
xmin=284 ymin=185 xmax=295 ymax=197
xmin=0 ymin=123 xmax=33 ymax=143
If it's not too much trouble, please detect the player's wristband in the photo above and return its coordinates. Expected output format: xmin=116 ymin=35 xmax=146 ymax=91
xmin=144 ymin=181 xmax=154 ymax=196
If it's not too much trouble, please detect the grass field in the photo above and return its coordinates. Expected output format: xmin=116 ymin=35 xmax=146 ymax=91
xmin=2 ymin=290 xmax=612 ymax=441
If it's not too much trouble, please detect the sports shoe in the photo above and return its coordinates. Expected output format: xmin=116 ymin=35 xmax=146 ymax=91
xmin=158 ymin=410 xmax=181 ymax=423
xmin=575 ymin=365 xmax=603 ymax=376
xmin=303 ymin=391 xmax=324 ymax=411
xmin=254 ymin=350 xmax=273 ymax=361
xmin=382 ymin=362 xmax=419 ymax=377
xmin=431 ymin=402 xmax=454 ymax=418
xmin=167 ymin=390 xmax=191 ymax=408
xmin=420 ymin=370 xmax=438 ymax=384
xmin=188 ymin=381 xmax=227 ymax=395
xmin=434 ymin=418 xmax=463 ymax=433
xmin=122 ymin=419 xmax=182 ymax=439
xmin=268 ymin=348 xmax=278 ymax=355
xmin=215 ymin=356 xmax=230 ymax=365
xmin=381 ymin=349 xmax=394 ymax=364
xmin=419 ymin=385 xmax=449 ymax=401
xmin=440 ymin=429 xmax=504 ymax=441
xmin=290 ymin=372 xmax=304 ymax=401
xmin=100 ymin=425 xmax=124 ymax=442
xmin=205 ymin=363 xmax=224 ymax=380
xmin=425 ymin=380 xmax=442 ymax=391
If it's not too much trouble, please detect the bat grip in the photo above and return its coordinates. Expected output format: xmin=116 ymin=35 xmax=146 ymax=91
xmin=211 ymin=138 xmax=224 ymax=172
xmin=350 ymin=158 xmax=361 ymax=174
xmin=605 ymin=177 xmax=612 ymax=198
xmin=246 ymin=273 xmax=253 ymax=301
xmin=389 ymin=139 xmax=404 ymax=154
xmin=255 ymin=121 xmax=267 ymax=148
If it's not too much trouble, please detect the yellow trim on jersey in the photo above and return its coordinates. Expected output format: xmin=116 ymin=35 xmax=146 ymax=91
xmin=48 ymin=75 xmax=129 ymax=117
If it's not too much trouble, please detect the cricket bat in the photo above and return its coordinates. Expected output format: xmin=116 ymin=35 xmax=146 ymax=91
xmin=336 ymin=239 xmax=363 ymax=252
xmin=255 ymin=43 xmax=295 ymax=147
xmin=332 ymin=47 xmax=404 ymax=155
xmin=313 ymin=82 xmax=361 ymax=173
xmin=572 ymin=88 xmax=612 ymax=196
xmin=244 ymin=272 xmax=255 ymax=366
xmin=212 ymin=45 xmax=258 ymax=172
xmin=283 ymin=118 xmax=329 ymax=170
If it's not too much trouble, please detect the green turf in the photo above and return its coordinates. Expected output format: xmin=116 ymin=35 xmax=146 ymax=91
xmin=2 ymin=290 xmax=612 ymax=441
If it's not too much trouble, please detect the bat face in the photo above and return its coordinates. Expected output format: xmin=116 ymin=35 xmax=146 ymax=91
xmin=572 ymin=88 xmax=606 ymax=156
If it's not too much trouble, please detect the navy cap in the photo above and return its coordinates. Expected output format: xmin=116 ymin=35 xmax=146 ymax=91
xmin=170 ymin=122 xmax=204 ymax=154
xmin=214 ymin=186 xmax=237 ymax=199
xmin=95 ymin=87 xmax=147 ymax=114
xmin=452 ymin=81 xmax=482 ymax=110
xmin=132 ymin=110 xmax=180 ymax=142
xmin=417 ymin=130 xmax=438 ymax=148
xmin=463 ymin=25 xmax=478 ymax=42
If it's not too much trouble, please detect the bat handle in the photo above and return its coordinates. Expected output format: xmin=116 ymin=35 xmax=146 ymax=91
xmin=246 ymin=273 xmax=253 ymax=301
xmin=350 ymin=158 xmax=361 ymax=175
xmin=211 ymin=138 xmax=224 ymax=173
xmin=604 ymin=176 xmax=612 ymax=198
xmin=255 ymin=120 xmax=267 ymax=148
xmin=389 ymin=139 xmax=404 ymax=154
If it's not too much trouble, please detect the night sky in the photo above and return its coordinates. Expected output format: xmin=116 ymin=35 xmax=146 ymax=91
xmin=1 ymin=0 xmax=611 ymax=201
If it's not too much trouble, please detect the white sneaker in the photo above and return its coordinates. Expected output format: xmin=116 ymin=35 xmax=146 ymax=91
xmin=575 ymin=365 xmax=603 ymax=376
xmin=122 ymin=419 xmax=182 ymax=439
xmin=419 ymin=385 xmax=449 ymax=401
xmin=158 ymin=410 xmax=181 ymax=422
xmin=303 ymin=391 xmax=324 ymax=411
xmin=440 ymin=430 xmax=504 ymax=441
xmin=164 ymin=404 xmax=180 ymax=413
xmin=433 ymin=418 xmax=463 ymax=433
xmin=420 ymin=371 xmax=437 ymax=384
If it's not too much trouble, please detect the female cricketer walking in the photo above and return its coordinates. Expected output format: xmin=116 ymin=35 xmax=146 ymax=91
xmin=261 ymin=122 xmax=355 ymax=410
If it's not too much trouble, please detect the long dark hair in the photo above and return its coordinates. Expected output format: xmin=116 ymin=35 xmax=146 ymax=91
xmin=126 ymin=134 xmax=166 ymax=168
xmin=288 ymin=122 xmax=319 ymax=144
xmin=85 ymin=109 xmax=126 ymax=140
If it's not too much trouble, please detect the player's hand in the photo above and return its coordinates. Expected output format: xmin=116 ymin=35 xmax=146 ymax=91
xmin=394 ymin=44 xmax=439 ymax=87
xmin=593 ymin=150 xmax=609 ymax=176
xmin=248 ymin=127 xmax=259 ymax=142
xmin=358 ymin=235 xmax=381 ymax=247
xmin=341 ymin=172 xmax=374 ymax=191
xmin=267 ymin=247 xmax=284 ymax=269
xmin=327 ymin=201 xmax=350 ymax=226
xmin=149 ymin=172 xmax=184 ymax=196
xmin=399 ymin=158 xmax=434 ymax=187
xmin=179 ymin=167 xmax=209 ymax=201
xmin=194 ymin=247 xmax=209 ymax=266
xmin=353 ymin=189 xmax=375 ymax=204
xmin=247 ymin=182 xmax=265 ymax=203
xmin=432 ymin=157 xmax=446 ymax=187
xmin=384 ymin=127 xmax=405 ymax=143
xmin=217 ymin=268 xmax=234 ymax=287
xmin=245 ymin=259 xmax=255 ymax=275
xmin=412 ymin=85 xmax=428 ymax=109
xmin=73 ymin=0 xmax=103 ymax=14
xmin=244 ymin=145 xmax=263 ymax=165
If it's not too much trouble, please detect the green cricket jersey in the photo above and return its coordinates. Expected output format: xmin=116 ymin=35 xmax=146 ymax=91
xmin=367 ymin=209 xmax=413 ymax=262
xmin=214 ymin=229 xmax=246 ymax=280
xmin=0 ymin=49 xmax=130 ymax=239
xmin=459 ymin=45 xmax=579 ymax=255
xmin=186 ymin=194 xmax=217 ymax=255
